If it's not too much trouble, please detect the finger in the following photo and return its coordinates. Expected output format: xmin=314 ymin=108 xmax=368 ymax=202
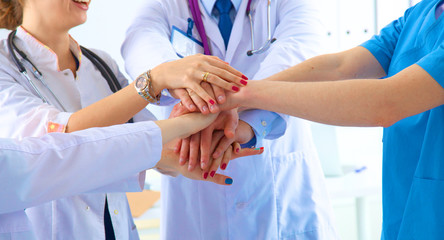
xmin=188 ymin=81 xmax=219 ymax=108
xmin=188 ymin=133 xmax=201 ymax=172
xmin=201 ymin=82 xmax=220 ymax=113
xmin=169 ymin=102 xmax=191 ymax=118
xmin=210 ymin=145 xmax=232 ymax=178
xmin=199 ymin=126 xmax=214 ymax=170
xmin=175 ymin=139 xmax=182 ymax=154
xmin=220 ymin=142 xmax=240 ymax=170
xmin=202 ymin=68 xmax=242 ymax=93
xmin=203 ymin=131 xmax=225 ymax=172
xmin=232 ymin=146 xmax=264 ymax=160
xmin=223 ymin=110 xmax=238 ymax=139
xmin=212 ymin=85 xmax=226 ymax=104
xmin=179 ymin=137 xmax=190 ymax=166
xmin=206 ymin=173 xmax=234 ymax=186
xmin=212 ymin=136 xmax=235 ymax=160
xmin=205 ymin=56 xmax=245 ymax=79
xmin=176 ymin=88 xmax=197 ymax=112
xmin=187 ymin=89 xmax=210 ymax=114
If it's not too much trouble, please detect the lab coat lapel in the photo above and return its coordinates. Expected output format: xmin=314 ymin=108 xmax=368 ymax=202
xmin=200 ymin=3 xmax=226 ymax=56
xmin=225 ymin=0 xmax=248 ymax=62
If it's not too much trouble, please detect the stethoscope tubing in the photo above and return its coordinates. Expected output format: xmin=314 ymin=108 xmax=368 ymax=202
xmin=7 ymin=29 xmax=134 ymax=123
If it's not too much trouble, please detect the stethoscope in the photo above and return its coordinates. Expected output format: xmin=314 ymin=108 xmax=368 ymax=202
xmin=188 ymin=0 xmax=276 ymax=56
xmin=7 ymin=30 xmax=133 ymax=122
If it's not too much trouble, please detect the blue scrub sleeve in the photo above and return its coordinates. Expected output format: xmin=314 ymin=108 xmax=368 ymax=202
xmin=416 ymin=43 xmax=444 ymax=88
xmin=360 ymin=6 xmax=416 ymax=73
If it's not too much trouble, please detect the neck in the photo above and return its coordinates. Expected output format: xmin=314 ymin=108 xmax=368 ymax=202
xmin=21 ymin=16 xmax=77 ymax=74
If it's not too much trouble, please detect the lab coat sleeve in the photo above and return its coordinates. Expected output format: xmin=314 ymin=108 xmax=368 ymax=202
xmin=242 ymin=0 xmax=326 ymax=141
xmin=121 ymin=0 xmax=181 ymax=106
xmin=0 ymin=67 xmax=73 ymax=139
xmin=0 ymin=121 xmax=162 ymax=214
xmin=360 ymin=5 xmax=416 ymax=74
xmin=252 ymin=0 xmax=325 ymax=80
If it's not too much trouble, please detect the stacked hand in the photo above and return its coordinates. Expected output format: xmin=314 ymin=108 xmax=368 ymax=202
xmin=165 ymin=57 xmax=260 ymax=181
xmin=151 ymin=54 xmax=248 ymax=110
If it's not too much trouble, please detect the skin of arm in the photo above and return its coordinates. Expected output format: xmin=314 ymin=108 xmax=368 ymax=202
xmin=266 ymin=47 xmax=387 ymax=83
xmin=65 ymin=54 xmax=245 ymax=133
xmin=231 ymin=62 xmax=444 ymax=128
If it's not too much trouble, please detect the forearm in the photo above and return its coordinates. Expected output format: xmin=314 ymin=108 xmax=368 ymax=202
xmin=155 ymin=113 xmax=217 ymax=144
xmin=66 ymin=82 xmax=148 ymax=132
xmin=241 ymin=80 xmax=389 ymax=127
xmin=266 ymin=47 xmax=386 ymax=83
xmin=241 ymin=64 xmax=444 ymax=128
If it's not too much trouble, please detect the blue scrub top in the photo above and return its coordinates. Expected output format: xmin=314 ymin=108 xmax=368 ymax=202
xmin=361 ymin=0 xmax=444 ymax=239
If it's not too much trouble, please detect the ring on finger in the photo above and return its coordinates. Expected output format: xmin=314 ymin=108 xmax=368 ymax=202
xmin=202 ymin=72 xmax=210 ymax=82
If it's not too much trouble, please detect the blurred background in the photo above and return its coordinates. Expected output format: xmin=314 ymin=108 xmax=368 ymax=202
xmin=0 ymin=0 xmax=422 ymax=239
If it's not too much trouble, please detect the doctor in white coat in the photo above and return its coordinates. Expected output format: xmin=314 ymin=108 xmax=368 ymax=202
xmin=122 ymin=0 xmax=338 ymax=239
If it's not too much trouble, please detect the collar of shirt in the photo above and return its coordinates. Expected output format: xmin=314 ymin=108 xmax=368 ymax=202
xmin=200 ymin=0 xmax=242 ymax=20
xmin=15 ymin=26 xmax=83 ymax=72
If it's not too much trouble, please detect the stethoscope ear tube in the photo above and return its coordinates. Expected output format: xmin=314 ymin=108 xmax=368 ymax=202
xmin=80 ymin=46 xmax=119 ymax=93
xmin=8 ymin=30 xmax=133 ymax=123
xmin=80 ymin=47 xmax=133 ymax=123
xmin=8 ymin=30 xmax=26 ymax=73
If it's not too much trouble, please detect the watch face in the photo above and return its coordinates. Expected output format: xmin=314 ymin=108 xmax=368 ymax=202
xmin=135 ymin=76 xmax=146 ymax=89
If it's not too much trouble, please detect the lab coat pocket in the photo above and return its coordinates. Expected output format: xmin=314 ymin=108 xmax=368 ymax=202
xmin=272 ymin=151 xmax=334 ymax=239
xmin=397 ymin=177 xmax=444 ymax=239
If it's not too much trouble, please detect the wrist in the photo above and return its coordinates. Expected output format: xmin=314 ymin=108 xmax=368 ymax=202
xmin=150 ymin=66 xmax=165 ymax=96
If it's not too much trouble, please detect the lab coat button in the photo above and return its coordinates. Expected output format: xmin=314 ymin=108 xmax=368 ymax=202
xmin=85 ymin=206 xmax=90 ymax=211
xmin=261 ymin=121 xmax=267 ymax=127
xmin=114 ymin=210 xmax=119 ymax=215
xmin=262 ymin=130 xmax=266 ymax=136
xmin=64 ymin=72 xmax=69 ymax=76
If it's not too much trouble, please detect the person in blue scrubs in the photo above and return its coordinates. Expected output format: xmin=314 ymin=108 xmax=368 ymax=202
xmin=217 ymin=0 xmax=444 ymax=238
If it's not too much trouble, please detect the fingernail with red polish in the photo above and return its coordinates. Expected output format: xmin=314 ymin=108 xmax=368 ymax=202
xmin=242 ymin=75 xmax=248 ymax=80
xmin=221 ymin=163 xmax=227 ymax=170
xmin=236 ymin=148 xmax=240 ymax=153
xmin=204 ymin=172 xmax=209 ymax=179
xmin=240 ymin=80 xmax=248 ymax=86
xmin=232 ymin=86 xmax=240 ymax=92
xmin=209 ymin=99 xmax=215 ymax=105
xmin=210 ymin=171 xmax=216 ymax=178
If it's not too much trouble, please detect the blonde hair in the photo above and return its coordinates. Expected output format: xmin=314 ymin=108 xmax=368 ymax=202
xmin=0 ymin=0 xmax=24 ymax=30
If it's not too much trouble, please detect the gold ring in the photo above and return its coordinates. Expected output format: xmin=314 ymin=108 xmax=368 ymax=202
xmin=202 ymin=72 xmax=210 ymax=82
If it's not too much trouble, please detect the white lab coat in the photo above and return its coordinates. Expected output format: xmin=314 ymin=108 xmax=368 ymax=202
xmin=0 ymin=122 xmax=162 ymax=214
xmin=0 ymin=27 xmax=156 ymax=239
xmin=122 ymin=0 xmax=338 ymax=239
xmin=0 ymin=123 xmax=162 ymax=240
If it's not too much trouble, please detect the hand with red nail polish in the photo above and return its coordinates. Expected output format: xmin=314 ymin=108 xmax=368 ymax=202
xmin=154 ymin=139 xmax=262 ymax=186
xmin=152 ymin=54 xmax=248 ymax=110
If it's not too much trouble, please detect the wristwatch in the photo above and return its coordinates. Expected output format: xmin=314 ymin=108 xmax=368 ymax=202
xmin=134 ymin=70 xmax=159 ymax=103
